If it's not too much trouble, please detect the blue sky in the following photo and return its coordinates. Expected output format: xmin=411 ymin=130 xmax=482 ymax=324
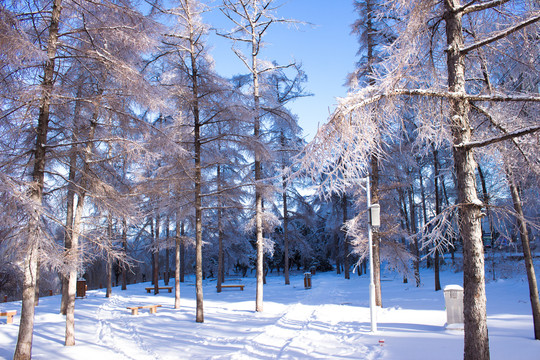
xmin=204 ymin=0 xmax=359 ymax=140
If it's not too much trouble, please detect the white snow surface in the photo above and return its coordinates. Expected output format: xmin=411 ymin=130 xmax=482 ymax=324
xmin=1 ymin=269 xmax=539 ymax=359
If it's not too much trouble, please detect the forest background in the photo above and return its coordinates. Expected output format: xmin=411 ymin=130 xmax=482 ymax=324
xmin=0 ymin=1 xmax=538 ymax=360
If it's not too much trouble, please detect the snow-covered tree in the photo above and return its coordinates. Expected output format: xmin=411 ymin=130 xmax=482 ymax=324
xmin=219 ymin=0 xmax=297 ymax=312
xmin=300 ymin=1 xmax=540 ymax=359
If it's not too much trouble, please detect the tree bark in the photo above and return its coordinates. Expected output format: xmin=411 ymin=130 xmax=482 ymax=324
xmin=371 ymin=155 xmax=382 ymax=307
xmin=106 ymin=215 xmax=113 ymax=298
xmin=65 ymin=116 xmax=97 ymax=346
xmin=165 ymin=217 xmax=170 ymax=286
xmin=506 ymin=166 xmax=540 ymax=340
xmin=342 ymin=195 xmax=350 ymax=279
xmin=174 ymin=218 xmax=182 ymax=309
xmin=281 ymin=132 xmax=290 ymax=285
xmin=180 ymin=221 xmax=185 ymax=283
xmin=14 ymin=1 xmax=62 ymax=358
xmin=152 ymin=214 xmax=160 ymax=295
xmin=478 ymin=165 xmax=496 ymax=281
xmin=433 ymin=147 xmax=442 ymax=292
xmin=34 ymin=261 xmax=41 ymax=306
xmin=190 ymin=24 xmax=204 ymax=323
xmin=121 ymin=218 xmax=127 ymax=290
xmin=61 ymin=141 xmax=78 ymax=314
xmin=217 ymin=162 xmax=224 ymax=293
xmin=334 ymin=232 xmax=341 ymax=274
xmin=61 ymin=83 xmax=87 ymax=314
xmin=444 ymin=2 xmax=489 ymax=359
xmin=409 ymin=184 xmax=420 ymax=287
xmin=64 ymin=220 xmax=79 ymax=347
xmin=252 ymin=28 xmax=264 ymax=314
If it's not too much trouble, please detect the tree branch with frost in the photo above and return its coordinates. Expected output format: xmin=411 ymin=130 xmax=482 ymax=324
xmin=346 ymin=213 xmax=414 ymax=277
xmin=470 ymin=102 xmax=537 ymax=166
xmin=455 ymin=125 xmax=540 ymax=150
xmin=418 ymin=206 xmax=459 ymax=258
xmin=457 ymin=0 xmax=512 ymax=15
xmin=459 ymin=13 xmax=540 ymax=55
xmin=342 ymin=88 xmax=540 ymax=115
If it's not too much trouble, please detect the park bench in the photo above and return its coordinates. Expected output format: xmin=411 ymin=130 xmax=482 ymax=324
xmin=0 ymin=310 xmax=16 ymax=324
xmin=145 ymin=286 xmax=173 ymax=293
xmin=126 ymin=304 xmax=162 ymax=315
xmin=217 ymin=284 xmax=245 ymax=291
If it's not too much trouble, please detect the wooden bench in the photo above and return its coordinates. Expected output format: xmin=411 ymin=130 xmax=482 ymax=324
xmin=126 ymin=304 xmax=162 ymax=315
xmin=0 ymin=310 xmax=16 ymax=324
xmin=217 ymin=284 xmax=245 ymax=291
xmin=145 ymin=286 xmax=173 ymax=293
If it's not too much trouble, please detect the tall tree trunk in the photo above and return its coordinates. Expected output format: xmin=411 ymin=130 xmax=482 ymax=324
xmin=64 ymin=192 xmax=84 ymax=346
xmin=34 ymin=261 xmax=41 ymax=306
xmin=478 ymin=165 xmax=495 ymax=280
xmin=506 ymin=166 xmax=540 ymax=340
xmin=165 ymin=217 xmax=170 ymax=286
xmin=252 ymin=32 xmax=264 ymax=314
xmin=365 ymin=0 xmax=382 ymax=305
xmin=153 ymin=214 xmax=160 ymax=295
xmin=150 ymin=217 xmax=155 ymax=285
xmin=190 ymin=31 xmax=204 ymax=323
xmin=217 ymin=164 xmax=224 ymax=293
xmin=65 ymin=115 xmax=97 ymax=346
xmin=334 ymin=232 xmax=341 ymax=274
xmin=14 ymin=0 xmax=62 ymax=358
xmin=419 ymin=165 xmax=428 ymax=227
xmin=106 ymin=215 xmax=113 ymax=298
xmin=409 ymin=184 xmax=420 ymax=287
xmin=61 ymin=145 xmax=77 ymax=315
xmin=61 ymin=82 xmax=86 ymax=314
xmin=433 ymin=147 xmax=442 ymax=291
xmin=180 ymin=221 xmax=185 ymax=283
xmin=370 ymin=155 xmax=382 ymax=307
xmin=121 ymin=218 xmax=127 ymax=290
xmin=445 ymin=2 xmax=489 ymax=358
xmin=342 ymin=195 xmax=350 ymax=279
xmin=398 ymin=187 xmax=410 ymax=284
xmin=174 ymin=218 xmax=182 ymax=309
xmin=281 ymin=132 xmax=290 ymax=285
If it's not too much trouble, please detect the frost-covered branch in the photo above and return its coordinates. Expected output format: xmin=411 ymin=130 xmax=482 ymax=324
xmin=342 ymin=88 xmax=540 ymax=116
xmin=418 ymin=206 xmax=459 ymax=258
xmin=458 ymin=0 xmax=512 ymax=15
xmin=459 ymin=13 xmax=540 ymax=55
xmin=456 ymin=125 xmax=540 ymax=150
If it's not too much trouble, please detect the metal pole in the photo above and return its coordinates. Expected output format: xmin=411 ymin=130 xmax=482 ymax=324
xmin=366 ymin=175 xmax=377 ymax=332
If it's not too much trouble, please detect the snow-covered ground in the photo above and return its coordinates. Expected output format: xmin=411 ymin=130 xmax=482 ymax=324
xmin=1 ymin=268 xmax=539 ymax=359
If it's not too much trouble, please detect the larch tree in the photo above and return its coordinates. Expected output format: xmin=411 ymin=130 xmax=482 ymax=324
xmin=504 ymin=159 xmax=540 ymax=340
xmin=262 ymin=66 xmax=307 ymax=285
xmin=8 ymin=1 xmax=63 ymax=357
xmin=219 ymin=0 xmax=296 ymax=312
xmin=152 ymin=0 xmax=247 ymax=321
xmin=350 ymin=0 xmax=400 ymax=304
xmin=300 ymin=1 xmax=539 ymax=359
